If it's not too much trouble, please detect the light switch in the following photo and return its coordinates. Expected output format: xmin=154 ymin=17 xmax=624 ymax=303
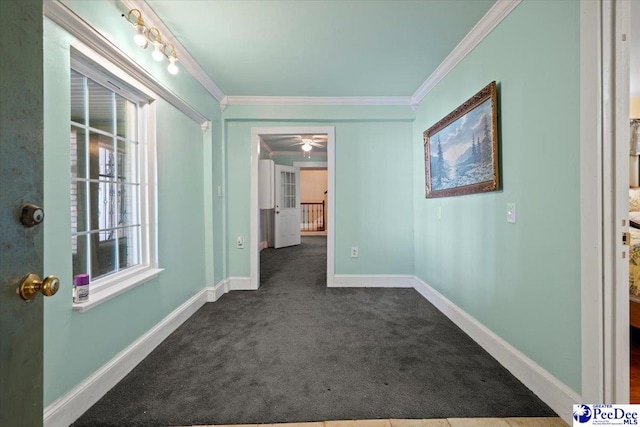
xmin=237 ymin=236 xmax=245 ymax=249
xmin=507 ymin=203 xmax=516 ymax=224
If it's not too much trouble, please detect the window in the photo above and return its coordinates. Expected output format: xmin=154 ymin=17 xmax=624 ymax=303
xmin=70 ymin=51 xmax=160 ymax=310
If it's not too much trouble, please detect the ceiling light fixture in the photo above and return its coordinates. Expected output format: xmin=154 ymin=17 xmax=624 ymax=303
xmin=123 ymin=9 xmax=179 ymax=75
xmin=301 ymin=140 xmax=313 ymax=152
xmin=301 ymin=139 xmax=313 ymax=158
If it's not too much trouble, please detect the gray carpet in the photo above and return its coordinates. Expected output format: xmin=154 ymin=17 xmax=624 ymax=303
xmin=72 ymin=236 xmax=556 ymax=427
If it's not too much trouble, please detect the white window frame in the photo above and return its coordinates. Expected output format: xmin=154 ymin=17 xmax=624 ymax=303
xmin=70 ymin=41 xmax=161 ymax=312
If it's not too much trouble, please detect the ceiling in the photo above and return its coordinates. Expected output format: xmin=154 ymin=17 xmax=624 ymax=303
xmin=261 ymin=134 xmax=327 ymax=155
xmin=144 ymin=0 xmax=496 ymax=97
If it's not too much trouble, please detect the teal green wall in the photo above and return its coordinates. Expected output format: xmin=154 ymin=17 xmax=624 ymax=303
xmin=223 ymin=106 xmax=415 ymax=278
xmin=412 ymin=1 xmax=581 ymax=392
xmin=42 ymin=3 xmax=221 ymax=405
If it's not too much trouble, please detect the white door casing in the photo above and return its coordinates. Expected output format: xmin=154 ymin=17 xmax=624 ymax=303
xmin=250 ymin=126 xmax=335 ymax=290
xmin=274 ymin=165 xmax=301 ymax=249
xmin=580 ymin=0 xmax=630 ymax=404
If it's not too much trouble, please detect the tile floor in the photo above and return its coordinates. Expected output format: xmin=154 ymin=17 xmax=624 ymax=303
xmin=192 ymin=418 xmax=569 ymax=427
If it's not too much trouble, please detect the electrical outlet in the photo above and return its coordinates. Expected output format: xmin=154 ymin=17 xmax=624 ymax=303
xmin=237 ymin=236 xmax=245 ymax=249
xmin=351 ymin=247 xmax=358 ymax=258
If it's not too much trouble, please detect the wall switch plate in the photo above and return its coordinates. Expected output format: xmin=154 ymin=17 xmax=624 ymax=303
xmin=237 ymin=236 xmax=245 ymax=249
xmin=351 ymin=247 xmax=359 ymax=258
xmin=217 ymin=186 xmax=222 ymax=197
xmin=437 ymin=206 xmax=442 ymax=220
xmin=507 ymin=203 xmax=516 ymax=224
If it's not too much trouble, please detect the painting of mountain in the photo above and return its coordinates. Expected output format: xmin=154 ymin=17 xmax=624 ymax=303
xmin=424 ymin=81 xmax=499 ymax=198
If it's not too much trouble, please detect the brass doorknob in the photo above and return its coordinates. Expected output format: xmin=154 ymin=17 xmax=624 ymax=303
xmin=17 ymin=273 xmax=60 ymax=301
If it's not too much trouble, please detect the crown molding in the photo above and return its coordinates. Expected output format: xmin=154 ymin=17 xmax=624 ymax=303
xmin=411 ymin=0 xmax=522 ymax=105
xmin=224 ymin=96 xmax=412 ymax=107
xmin=44 ymin=0 xmax=209 ymax=127
xmin=120 ymin=0 xmax=226 ymax=102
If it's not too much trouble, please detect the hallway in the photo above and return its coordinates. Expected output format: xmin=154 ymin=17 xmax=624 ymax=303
xmin=72 ymin=237 xmax=557 ymax=426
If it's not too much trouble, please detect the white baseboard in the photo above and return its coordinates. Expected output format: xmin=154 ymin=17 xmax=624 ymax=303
xmin=411 ymin=276 xmax=580 ymax=424
xmin=228 ymin=276 xmax=254 ymax=290
xmin=206 ymin=279 xmax=230 ymax=302
xmin=330 ymin=274 xmax=416 ymax=288
xmin=43 ymin=289 xmax=209 ymax=427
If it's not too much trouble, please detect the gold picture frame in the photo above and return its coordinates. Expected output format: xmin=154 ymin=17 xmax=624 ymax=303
xmin=424 ymin=81 xmax=499 ymax=198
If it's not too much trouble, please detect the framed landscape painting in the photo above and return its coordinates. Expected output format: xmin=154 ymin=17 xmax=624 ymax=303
xmin=424 ymin=81 xmax=499 ymax=198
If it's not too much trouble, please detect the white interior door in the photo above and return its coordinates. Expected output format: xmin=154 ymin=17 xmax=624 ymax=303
xmin=274 ymin=164 xmax=300 ymax=248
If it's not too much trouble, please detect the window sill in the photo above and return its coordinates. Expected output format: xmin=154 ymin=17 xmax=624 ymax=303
xmin=72 ymin=266 xmax=163 ymax=312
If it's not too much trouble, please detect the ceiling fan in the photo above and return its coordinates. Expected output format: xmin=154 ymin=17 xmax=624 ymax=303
xmin=286 ymin=135 xmax=327 ymax=151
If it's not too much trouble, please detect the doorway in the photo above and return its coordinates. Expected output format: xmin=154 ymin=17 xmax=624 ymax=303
xmin=249 ymin=126 xmax=336 ymax=290
xmin=297 ymin=164 xmax=328 ymax=237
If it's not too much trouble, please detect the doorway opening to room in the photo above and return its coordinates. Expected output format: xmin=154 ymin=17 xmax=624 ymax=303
xmin=298 ymin=165 xmax=328 ymax=237
xmin=249 ymin=127 xmax=336 ymax=290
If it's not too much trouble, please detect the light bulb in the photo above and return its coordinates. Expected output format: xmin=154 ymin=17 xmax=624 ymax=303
xmin=152 ymin=42 xmax=165 ymax=62
xmin=302 ymin=143 xmax=312 ymax=152
xmin=133 ymin=25 xmax=147 ymax=48
xmin=167 ymin=56 xmax=179 ymax=75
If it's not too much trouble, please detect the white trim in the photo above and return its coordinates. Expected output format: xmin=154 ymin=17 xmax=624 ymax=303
xmin=206 ymin=280 xmax=230 ymax=302
xmin=601 ymin=0 xmax=631 ymax=403
xmin=228 ymin=276 xmax=254 ymax=291
xmin=293 ymin=161 xmax=328 ymax=169
xmin=119 ymin=0 xmax=226 ymax=102
xmin=412 ymin=277 xmax=579 ymax=425
xmin=411 ymin=0 xmax=522 ymax=104
xmin=330 ymin=275 xmax=415 ymax=288
xmin=43 ymin=288 xmax=209 ymax=427
xmin=579 ymin=0 xmax=605 ymax=404
xmin=44 ymin=0 xmax=210 ymax=127
xmin=226 ymin=96 xmax=411 ymax=107
xmin=250 ymin=126 xmax=336 ymax=290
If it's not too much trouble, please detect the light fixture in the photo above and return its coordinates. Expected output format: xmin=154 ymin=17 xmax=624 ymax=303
xmin=148 ymin=28 xmax=165 ymax=62
xmin=123 ymin=9 xmax=179 ymax=75
xmin=167 ymin=45 xmax=179 ymax=75
xmin=301 ymin=139 xmax=313 ymax=152
xmin=301 ymin=139 xmax=313 ymax=158
xmin=127 ymin=9 xmax=148 ymax=48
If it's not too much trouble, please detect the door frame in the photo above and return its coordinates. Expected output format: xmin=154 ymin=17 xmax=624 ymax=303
xmin=580 ymin=0 xmax=630 ymax=404
xmin=249 ymin=126 xmax=335 ymax=290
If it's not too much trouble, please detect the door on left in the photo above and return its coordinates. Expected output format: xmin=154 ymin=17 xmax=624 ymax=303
xmin=1 ymin=2 xmax=53 ymax=426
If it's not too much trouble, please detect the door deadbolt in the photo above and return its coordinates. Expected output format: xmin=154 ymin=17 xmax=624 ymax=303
xmin=20 ymin=203 xmax=44 ymax=227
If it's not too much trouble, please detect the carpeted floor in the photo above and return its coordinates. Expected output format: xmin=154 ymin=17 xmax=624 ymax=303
xmin=72 ymin=236 xmax=557 ymax=427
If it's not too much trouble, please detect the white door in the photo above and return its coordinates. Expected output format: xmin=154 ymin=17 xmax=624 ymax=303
xmin=274 ymin=165 xmax=300 ymax=248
